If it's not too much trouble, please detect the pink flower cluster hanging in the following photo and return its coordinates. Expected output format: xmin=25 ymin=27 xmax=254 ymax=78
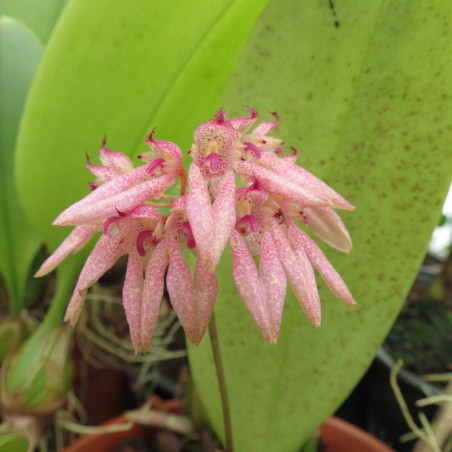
xmin=36 ymin=108 xmax=355 ymax=352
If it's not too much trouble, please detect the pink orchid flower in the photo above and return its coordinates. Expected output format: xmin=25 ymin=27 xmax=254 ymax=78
xmin=37 ymin=107 xmax=355 ymax=351
xmin=187 ymin=108 xmax=355 ymax=341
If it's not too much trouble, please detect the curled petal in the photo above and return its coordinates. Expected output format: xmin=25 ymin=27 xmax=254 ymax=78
xmin=270 ymin=221 xmax=321 ymax=326
xmin=123 ymin=246 xmax=145 ymax=353
xmin=252 ymin=112 xmax=280 ymax=137
xmin=287 ymin=222 xmax=355 ymax=306
xmin=304 ymin=207 xmax=353 ymax=253
xmin=99 ymin=144 xmax=134 ymax=173
xmin=140 ymin=239 xmax=169 ymax=352
xmin=230 ymin=107 xmax=258 ymax=133
xmin=166 ymin=236 xmax=196 ymax=343
xmin=230 ymin=230 xmax=274 ymax=342
xmin=146 ymin=130 xmax=183 ymax=164
xmin=64 ymin=231 xmax=131 ymax=325
xmin=86 ymin=161 xmax=116 ymax=183
xmin=35 ymin=224 xmax=102 ymax=277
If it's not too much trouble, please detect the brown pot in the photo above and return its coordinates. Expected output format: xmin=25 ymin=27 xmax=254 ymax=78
xmin=320 ymin=417 xmax=395 ymax=452
xmin=64 ymin=413 xmax=394 ymax=452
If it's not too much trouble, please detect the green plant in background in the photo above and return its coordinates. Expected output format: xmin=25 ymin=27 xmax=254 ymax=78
xmin=1 ymin=0 xmax=451 ymax=451
xmin=0 ymin=433 xmax=29 ymax=452
xmin=0 ymin=5 xmax=75 ymax=449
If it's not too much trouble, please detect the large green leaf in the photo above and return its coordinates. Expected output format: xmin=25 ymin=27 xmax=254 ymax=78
xmin=188 ymin=1 xmax=452 ymax=450
xmin=0 ymin=0 xmax=69 ymax=44
xmin=15 ymin=0 xmax=269 ymax=251
xmin=0 ymin=17 xmax=43 ymax=313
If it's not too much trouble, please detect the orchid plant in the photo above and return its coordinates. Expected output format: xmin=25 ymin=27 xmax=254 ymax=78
xmin=1 ymin=0 xmax=452 ymax=451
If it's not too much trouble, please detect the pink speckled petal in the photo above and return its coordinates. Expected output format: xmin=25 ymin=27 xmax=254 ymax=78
xmin=270 ymin=221 xmax=321 ymax=327
xmin=35 ymin=224 xmax=102 ymax=277
xmin=260 ymin=231 xmax=286 ymax=339
xmin=140 ymin=239 xmax=169 ymax=352
xmin=172 ymin=195 xmax=187 ymax=211
xmin=145 ymin=131 xmax=183 ymax=164
xmin=99 ymin=145 xmax=134 ymax=173
xmin=55 ymin=174 xmax=175 ymax=226
xmin=126 ymin=204 xmax=162 ymax=220
xmin=230 ymin=107 xmax=258 ymax=133
xmin=54 ymin=164 xmax=150 ymax=224
xmin=236 ymin=160 xmax=332 ymax=208
xmin=287 ymin=222 xmax=355 ymax=306
xmin=192 ymin=260 xmax=218 ymax=345
xmin=260 ymin=153 xmax=355 ymax=211
xmin=252 ymin=112 xmax=280 ymax=137
xmin=166 ymin=236 xmax=196 ymax=343
xmin=123 ymin=246 xmax=144 ymax=353
xmin=304 ymin=207 xmax=353 ymax=253
xmin=64 ymin=231 xmax=130 ymax=325
xmin=86 ymin=161 xmax=116 ymax=182
xmin=211 ymin=169 xmax=236 ymax=271
xmin=230 ymin=230 xmax=274 ymax=342
xmin=186 ymin=164 xmax=214 ymax=270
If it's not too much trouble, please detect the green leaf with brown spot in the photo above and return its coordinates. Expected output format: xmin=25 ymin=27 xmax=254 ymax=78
xmin=188 ymin=1 xmax=452 ymax=450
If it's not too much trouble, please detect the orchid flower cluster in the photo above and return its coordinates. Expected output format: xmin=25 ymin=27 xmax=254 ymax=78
xmin=36 ymin=108 xmax=355 ymax=353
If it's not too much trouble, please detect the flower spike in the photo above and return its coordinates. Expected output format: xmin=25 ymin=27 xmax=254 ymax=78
xmin=37 ymin=106 xmax=355 ymax=350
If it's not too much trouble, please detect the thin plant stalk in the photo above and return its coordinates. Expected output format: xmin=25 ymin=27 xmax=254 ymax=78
xmin=208 ymin=310 xmax=233 ymax=452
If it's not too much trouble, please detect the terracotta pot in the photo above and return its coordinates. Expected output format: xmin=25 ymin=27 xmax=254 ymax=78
xmin=62 ymin=415 xmax=147 ymax=452
xmin=64 ymin=412 xmax=394 ymax=452
xmin=320 ymin=417 xmax=395 ymax=452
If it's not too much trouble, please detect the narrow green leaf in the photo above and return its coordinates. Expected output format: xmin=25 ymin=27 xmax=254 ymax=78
xmin=0 ymin=433 xmax=29 ymax=452
xmin=0 ymin=0 xmax=69 ymax=43
xmin=0 ymin=16 xmax=43 ymax=313
xmin=188 ymin=1 xmax=452 ymax=450
xmin=15 ymin=0 xmax=269 ymax=251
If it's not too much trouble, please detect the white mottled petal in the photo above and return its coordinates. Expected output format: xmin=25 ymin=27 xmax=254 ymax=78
xmin=211 ymin=169 xmax=236 ymax=271
xmin=140 ymin=239 xmax=169 ymax=352
xmin=166 ymin=236 xmax=196 ymax=343
xmin=64 ymin=231 xmax=130 ymax=325
xmin=35 ymin=224 xmax=101 ymax=277
xmin=186 ymin=164 xmax=214 ymax=270
xmin=270 ymin=221 xmax=321 ymax=326
xmin=123 ymin=246 xmax=144 ymax=353
xmin=260 ymin=153 xmax=355 ymax=211
xmin=287 ymin=222 xmax=355 ymax=306
xmin=55 ymin=165 xmax=150 ymax=224
xmin=252 ymin=112 xmax=280 ymax=137
xmin=236 ymin=160 xmax=332 ymax=208
xmin=304 ymin=207 xmax=353 ymax=253
xmin=192 ymin=260 xmax=218 ymax=345
xmin=230 ymin=230 xmax=273 ymax=342
xmin=55 ymin=174 xmax=175 ymax=226
xmin=99 ymin=146 xmax=134 ymax=173
xmin=260 ymin=231 xmax=286 ymax=339
xmin=166 ymin=237 xmax=198 ymax=343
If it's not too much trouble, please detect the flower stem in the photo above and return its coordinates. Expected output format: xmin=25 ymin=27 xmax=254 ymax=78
xmin=41 ymin=258 xmax=81 ymax=331
xmin=208 ymin=310 xmax=233 ymax=452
